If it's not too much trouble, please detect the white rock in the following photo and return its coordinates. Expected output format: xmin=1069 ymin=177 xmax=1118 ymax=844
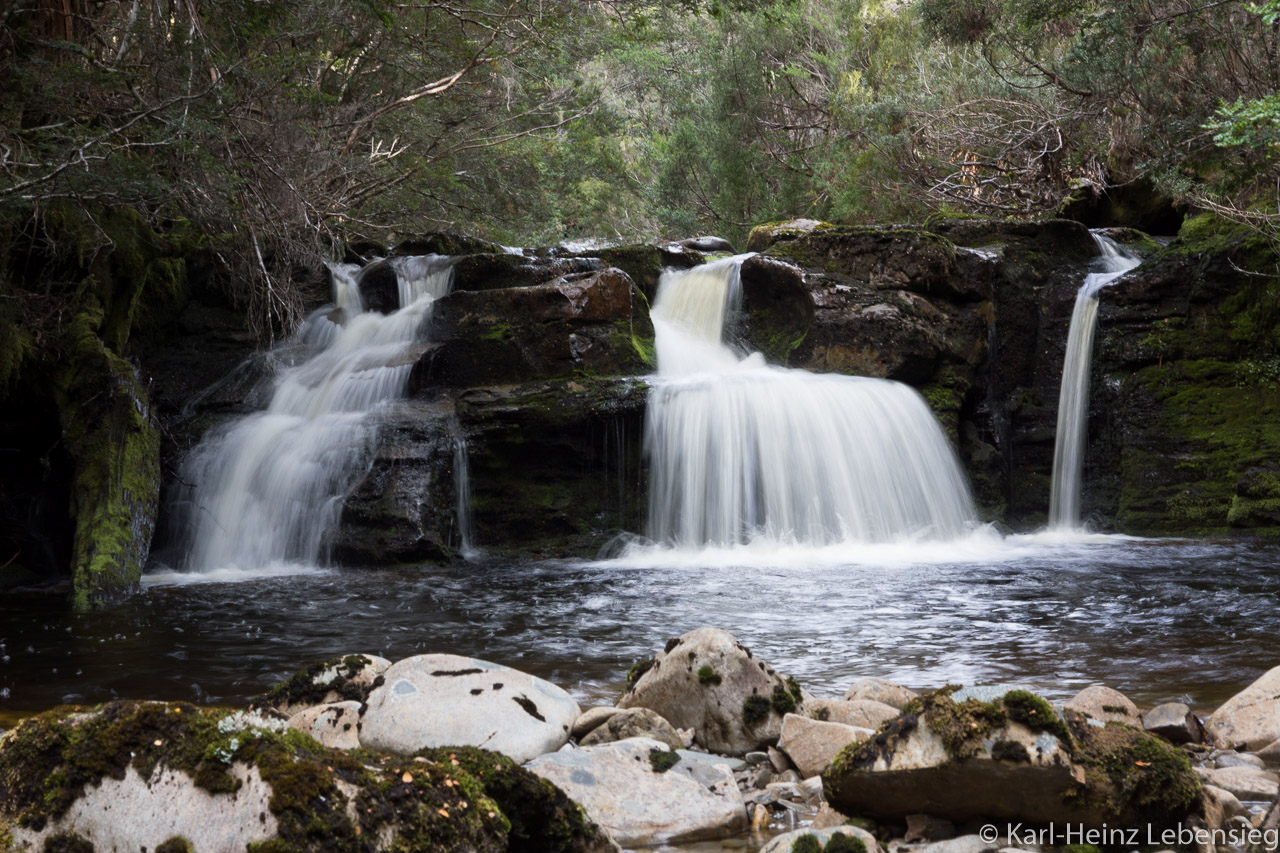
xmin=1194 ymin=765 xmax=1280 ymax=801
xmin=1064 ymin=685 xmax=1141 ymax=726
xmin=1206 ymin=665 xmax=1280 ymax=750
xmin=359 ymin=653 xmax=579 ymax=763
xmin=807 ymin=697 xmax=900 ymax=730
xmin=777 ymin=713 xmax=872 ymax=778
xmin=580 ymin=707 xmax=683 ymax=750
xmin=11 ymin=764 xmax=278 ymax=852
xmin=843 ymin=677 xmax=919 ymax=710
xmin=525 ymin=737 xmax=747 ymax=846
xmin=287 ymin=701 xmax=362 ymax=750
xmin=265 ymin=653 xmax=391 ymax=717
xmin=1201 ymin=784 xmax=1247 ymax=831
xmin=920 ymin=835 xmax=1007 ymax=853
xmin=1143 ymin=702 xmax=1203 ymax=744
xmin=759 ymin=825 xmax=881 ymax=853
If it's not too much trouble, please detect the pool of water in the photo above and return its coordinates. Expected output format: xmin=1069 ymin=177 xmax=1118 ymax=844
xmin=2 ymin=533 xmax=1279 ymax=726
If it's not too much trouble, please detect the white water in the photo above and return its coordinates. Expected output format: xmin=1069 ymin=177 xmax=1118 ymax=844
xmin=174 ymin=256 xmax=454 ymax=571
xmin=639 ymin=256 xmax=977 ymax=551
xmin=1048 ymin=234 xmax=1141 ymax=530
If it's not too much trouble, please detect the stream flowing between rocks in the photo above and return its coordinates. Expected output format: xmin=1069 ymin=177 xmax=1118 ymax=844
xmin=2 ymin=534 xmax=1278 ymax=727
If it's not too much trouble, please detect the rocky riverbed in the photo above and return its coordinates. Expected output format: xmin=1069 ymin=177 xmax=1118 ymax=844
xmin=3 ymin=626 xmax=1278 ymax=853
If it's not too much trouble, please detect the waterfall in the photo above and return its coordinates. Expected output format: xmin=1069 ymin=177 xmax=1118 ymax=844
xmin=643 ymin=256 xmax=977 ymax=549
xmin=1047 ymin=234 xmax=1141 ymax=530
xmin=173 ymin=256 xmax=454 ymax=572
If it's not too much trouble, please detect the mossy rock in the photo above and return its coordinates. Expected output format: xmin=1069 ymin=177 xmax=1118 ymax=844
xmin=824 ymin=687 xmax=1200 ymax=828
xmin=746 ymin=218 xmax=835 ymax=253
xmin=0 ymin=701 xmax=613 ymax=852
xmin=250 ymin=654 xmax=389 ymax=716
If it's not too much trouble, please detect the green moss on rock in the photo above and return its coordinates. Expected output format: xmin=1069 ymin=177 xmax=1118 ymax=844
xmin=648 ymin=748 xmax=681 ymax=773
xmin=743 ymin=695 xmax=772 ymax=726
xmin=250 ymin=655 xmax=384 ymax=713
xmin=697 ymin=665 xmax=722 ymax=686
xmin=771 ymin=685 xmax=797 ymax=715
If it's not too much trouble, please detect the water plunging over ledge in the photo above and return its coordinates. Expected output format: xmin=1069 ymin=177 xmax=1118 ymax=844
xmin=638 ymin=256 xmax=977 ymax=551
xmin=1048 ymin=235 xmax=1141 ymax=530
xmin=171 ymin=256 xmax=454 ymax=572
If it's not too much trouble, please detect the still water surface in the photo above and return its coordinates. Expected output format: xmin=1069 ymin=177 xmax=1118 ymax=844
xmin=2 ymin=534 xmax=1278 ymax=725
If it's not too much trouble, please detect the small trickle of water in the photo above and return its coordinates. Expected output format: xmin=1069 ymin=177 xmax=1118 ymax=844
xmin=640 ymin=256 xmax=977 ymax=550
xmin=1048 ymin=234 xmax=1141 ymax=530
xmin=449 ymin=419 xmax=476 ymax=557
xmin=172 ymin=256 xmax=454 ymax=572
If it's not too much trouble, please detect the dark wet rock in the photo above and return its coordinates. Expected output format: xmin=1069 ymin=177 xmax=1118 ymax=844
xmin=352 ymin=258 xmax=400 ymax=314
xmin=0 ymin=699 xmax=614 ymax=852
xmin=453 ymin=378 xmax=647 ymax=558
xmin=618 ymin=627 xmax=805 ymax=756
xmin=1059 ymin=176 xmax=1186 ymax=235
xmin=449 ymin=253 xmax=601 ymax=293
xmin=328 ymin=399 xmax=462 ymax=566
xmin=391 ymin=231 xmax=507 ymax=257
xmin=823 ymin=687 xmax=1202 ymax=829
xmin=416 ymin=268 xmax=647 ymax=388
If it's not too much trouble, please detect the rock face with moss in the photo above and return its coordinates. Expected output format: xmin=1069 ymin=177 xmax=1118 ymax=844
xmin=0 ymin=205 xmax=199 ymax=609
xmin=618 ymin=627 xmax=805 ymax=756
xmin=1089 ymin=213 xmax=1280 ymax=535
xmin=0 ymin=700 xmax=614 ymax=852
xmin=822 ymin=686 xmax=1202 ymax=828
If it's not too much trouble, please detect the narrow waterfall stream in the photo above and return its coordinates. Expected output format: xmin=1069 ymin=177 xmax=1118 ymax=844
xmin=640 ymin=256 xmax=977 ymax=550
xmin=172 ymin=256 xmax=454 ymax=572
xmin=1048 ymin=234 xmax=1141 ymax=529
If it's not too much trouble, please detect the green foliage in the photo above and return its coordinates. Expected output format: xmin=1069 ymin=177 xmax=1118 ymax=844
xmin=824 ymin=834 xmax=869 ymax=853
xmin=697 ymin=665 xmax=722 ymax=686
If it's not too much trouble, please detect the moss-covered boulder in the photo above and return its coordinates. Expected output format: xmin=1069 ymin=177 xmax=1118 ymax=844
xmin=0 ymin=700 xmax=614 ymax=852
xmin=250 ymin=653 xmax=391 ymax=718
xmin=418 ymin=268 xmax=648 ymax=387
xmin=822 ymin=687 xmax=1202 ymax=829
xmin=746 ymin=218 xmax=835 ymax=253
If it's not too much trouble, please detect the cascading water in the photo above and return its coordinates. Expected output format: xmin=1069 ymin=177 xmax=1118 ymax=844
xmin=642 ymin=256 xmax=977 ymax=549
xmin=1047 ymin=234 xmax=1141 ymax=530
xmin=172 ymin=256 xmax=454 ymax=571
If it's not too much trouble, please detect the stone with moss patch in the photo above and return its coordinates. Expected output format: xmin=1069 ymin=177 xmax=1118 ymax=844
xmin=0 ymin=700 xmax=612 ymax=853
xmin=823 ymin=687 xmax=1200 ymax=829
xmin=252 ymin=653 xmax=389 ymax=717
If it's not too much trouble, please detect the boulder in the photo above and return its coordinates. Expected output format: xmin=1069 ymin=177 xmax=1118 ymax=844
xmin=573 ymin=706 xmax=625 ymax=739
xmin=1206 ymin=665 xmax=1280 ymax=750
xmin=736 ymin=254 xmax=814 ymax=364
xmin=843 ymin=677 xmax=919 ymax=710
xmin=758 ymin=825 xmax=881 ymax=853
xmin=0 ymin=701 xmax=614 ymax=853
xmin=447 ymin=254 xmax=600 ymax=293
xmin=579 ymin=707 xmax=683 ymax=751
xmin=526 ymin=738 xmax=747 ymax=846
xmin=617 ymin=627 xmax=805 ymax=756
xmin=777 ymin=713 xmax=872 ymax=778
xmin=806 ymin=697 xmax=900 ymax=730
xmin=1201 ymin=784 xmax=1248 ymax=831
xmin=252 ymin=653 xmax=391 ymax=717
xmin=286 ymin=701 xmax=362 ymax=750
xmin=391 ymin=231 xmax=508 ymax=258
xmin=679 ymin=236 xmax=735 ymax=253
xmin=823 ymin=687 xmax=1202 ymax=829
xmin=1194 ymin=765 xmax=1279 ymax=801
xmin=1143 ymin=702 xmax=1204 ymax=744
xmin=1064 ymin=685 xmax=1142 ymax=726
xmin=1257 ymin=738 xmax=1280 ymax=763
xmin=360 ymin=654 xmax=580 ymax=763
